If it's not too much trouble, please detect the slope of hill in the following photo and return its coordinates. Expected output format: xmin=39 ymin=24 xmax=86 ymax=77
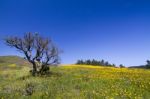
xmin=0 ymin=65 xmax=150 ymax=98
xmin=0 ymin=56 xmax=31 ymax=69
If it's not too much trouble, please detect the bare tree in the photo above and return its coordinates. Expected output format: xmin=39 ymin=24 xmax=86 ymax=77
xmin=4 ymin=32 xmax=60 ymax=76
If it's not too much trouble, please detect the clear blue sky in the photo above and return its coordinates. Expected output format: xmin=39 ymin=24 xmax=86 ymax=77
xmin=0 ymin=0 xmax=150 ymax=66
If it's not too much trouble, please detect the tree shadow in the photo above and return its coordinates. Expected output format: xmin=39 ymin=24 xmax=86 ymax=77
xmin=38 ymin=71 xmax=63 ymax=78
xmin=18 ymin=71 xmax=63 ymax=81
xmin=18 ymin=75 xmax=32 ymax=80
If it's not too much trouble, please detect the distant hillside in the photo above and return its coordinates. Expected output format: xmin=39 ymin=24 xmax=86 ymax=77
xmin=128 ymin=65 xmax=147 ymax=69
xmin=0 ymin=55 xmax=31 ymax=67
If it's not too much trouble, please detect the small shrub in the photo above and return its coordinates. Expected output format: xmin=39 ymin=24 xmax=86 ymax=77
xmin=24 ymin=83 xmax=34 ymax=96
xmin=119 ymin=64 xmax=125 ymax=68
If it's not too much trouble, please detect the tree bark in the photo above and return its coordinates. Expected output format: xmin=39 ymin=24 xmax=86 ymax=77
xmin=32 ymin=62 xmax=37 ymax=76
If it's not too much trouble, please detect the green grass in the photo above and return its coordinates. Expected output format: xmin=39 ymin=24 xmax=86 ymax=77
xmin=0 ymin=56 xmax=31 ymax=71
xmin=0 ymin=56 xmax=30 ymax=67
xmin=0 ymin=65 xmax=150 ymax=99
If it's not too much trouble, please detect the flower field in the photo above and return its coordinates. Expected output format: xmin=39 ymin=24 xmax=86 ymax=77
xmin=0 ymin=65 xmax=150 ymax=99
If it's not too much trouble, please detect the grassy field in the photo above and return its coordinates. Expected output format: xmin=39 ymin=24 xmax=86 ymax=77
xmin=0 ymin=64 xmax=150 ymax=99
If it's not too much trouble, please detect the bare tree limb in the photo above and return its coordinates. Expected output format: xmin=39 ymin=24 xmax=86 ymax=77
xmin=4 ymin=32 xmax=60 ymax=76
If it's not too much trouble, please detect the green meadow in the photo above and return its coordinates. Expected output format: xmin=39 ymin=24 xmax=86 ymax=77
xmin=0 ymin=58 xmax=150 ymax=99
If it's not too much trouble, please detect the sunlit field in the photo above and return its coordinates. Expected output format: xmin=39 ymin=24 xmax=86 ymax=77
xmin=0 ymin=64 xmax=150 ymax=99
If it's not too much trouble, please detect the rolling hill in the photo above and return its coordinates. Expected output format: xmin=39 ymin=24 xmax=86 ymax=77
xmin=0 ymin=56 xmax=31 ymax=69
xmin=0 ymin=64 xmax=150 ymax=98
xmin=0 ymin=56 xmax=150 ymax=98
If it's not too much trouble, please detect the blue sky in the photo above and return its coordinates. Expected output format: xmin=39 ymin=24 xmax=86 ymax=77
xmin=0 ymin=0 xmax=150 ymax=66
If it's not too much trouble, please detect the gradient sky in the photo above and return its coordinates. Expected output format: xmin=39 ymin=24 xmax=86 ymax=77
xmin=0 ymin=0 xmax=150 ymax=66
